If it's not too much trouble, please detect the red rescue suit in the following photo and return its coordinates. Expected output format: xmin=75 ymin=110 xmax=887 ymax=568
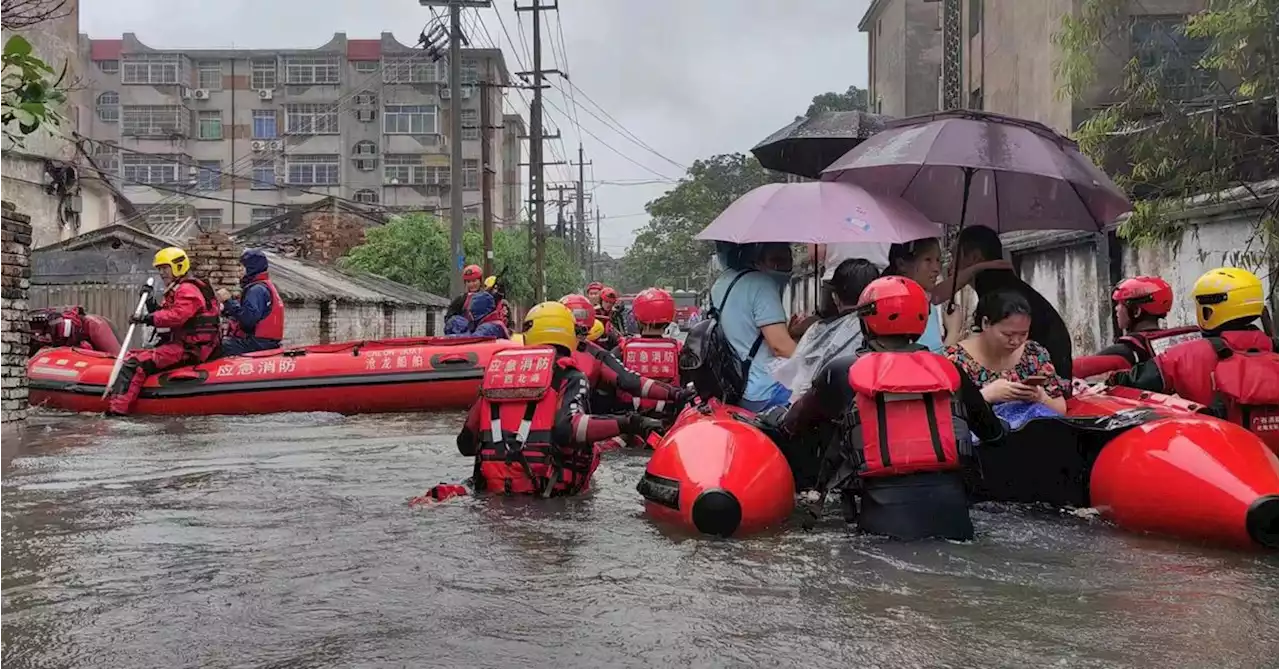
xmin=224 ymin=273 xmax=285 ymax=340
xmin=615 ymin=335 xmax=684 ymax=412
xmin=847 ymin=350 xmax=964 ymax=477
xmin=572 ymin=339 xmax=680 ymax=407
xmin=107 ymin=278 xmax=221 ymax=415
xmin=40 ymin=308 xmax=121 ymax=356
xmin=457 ymin=346 xmax=630 ymax=496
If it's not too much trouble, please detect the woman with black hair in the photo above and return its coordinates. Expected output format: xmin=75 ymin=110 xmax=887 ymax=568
xmin=943 ymin=289 xmax=1067 ymax=414
xmin=881 ymin=237 xmax=1008 ymax=351
xmin=773 ymin=258 xmax=881 ymax=396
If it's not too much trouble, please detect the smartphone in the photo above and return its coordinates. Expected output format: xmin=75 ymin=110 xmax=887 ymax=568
xmin=1022 ymin=375 xmax=1047 ymax=387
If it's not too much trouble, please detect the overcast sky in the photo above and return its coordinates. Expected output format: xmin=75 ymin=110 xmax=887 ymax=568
xmin=80 ymin=0 xmax=871 ymax=257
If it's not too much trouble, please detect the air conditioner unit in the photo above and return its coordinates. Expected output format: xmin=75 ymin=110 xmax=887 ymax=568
xmin=258 ymin=89 xmax=274 ymax=100
xmin=440 ymin=88 xmax=451 ymax=100
xmin=251 ymin=140 xmax=266 ymax=151
xmin=192 ymin=88 xmax=210 ymax=100
xmin=269 ymin=140 xmax=283 ymax=150
xmin=460 ymin=86 xmax=473 ymax=99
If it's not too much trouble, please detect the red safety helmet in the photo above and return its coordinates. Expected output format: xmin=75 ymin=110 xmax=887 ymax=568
xmin=600 ymin=287 xmax=619 ymax=304
xmin=586 ymin=281 xmax=604 ymax=293
xmin=632 ymin=288 xmax=676 ymax=326
xmin=1112 ymin=276 xmax=1173 ymax=317
xmin=45 ymin=308 xmax=84 ymax=345
xmin=462 ymin=264 xmax=483 ymax=281
xmin=559 ymin=294 xmax=596 ymax=329
xmin=854 ymin=276 xmax=931 ymax=338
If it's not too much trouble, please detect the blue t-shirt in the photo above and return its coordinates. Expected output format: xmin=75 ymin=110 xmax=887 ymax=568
xmin=710 ymin=269 xmax=788 ymax=402
xmin=917 ymin=305 xmax=944 ymax=352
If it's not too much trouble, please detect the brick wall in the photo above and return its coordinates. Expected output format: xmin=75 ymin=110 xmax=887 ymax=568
xmin=186 ymin=230 xmax=241 ymax=292
xmin=2 ymin=201 xmax=33 ymax=423
xmin=302 ymin=212 xmax=367 ymax=264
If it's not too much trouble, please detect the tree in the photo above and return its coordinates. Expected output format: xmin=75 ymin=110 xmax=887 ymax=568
xmin=340 ymin=214 xmax=583 ymax=306
xmin=1054 ymin=0 xmax=1277 ymax=268
xmin=619 ymin=154 xmax=785 ymax=292
xmin=804 ymin=85 xmax=869 ymax=117
xmin=2 ymin=0 xmax=71 ymax=147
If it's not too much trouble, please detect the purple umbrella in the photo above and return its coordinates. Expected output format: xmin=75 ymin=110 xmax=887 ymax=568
xmin=695 ymin=181 xmax=943 ymax=245
xmin=820 ymin=109 xmax=1132 ymax=232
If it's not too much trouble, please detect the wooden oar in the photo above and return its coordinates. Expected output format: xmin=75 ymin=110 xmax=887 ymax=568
xmin=102 ymin=278 xmax=154 ymax=399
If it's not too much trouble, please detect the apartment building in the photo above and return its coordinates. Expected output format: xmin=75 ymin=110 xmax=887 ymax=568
xmin=78 ymin=31 xmax=520 ymax=231
xmin=861 ymin=0 xmax=1210 ymax=133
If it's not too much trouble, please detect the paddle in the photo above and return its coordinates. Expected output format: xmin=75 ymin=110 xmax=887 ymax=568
xmin=102 ymin=278 xmax=154 ymax=399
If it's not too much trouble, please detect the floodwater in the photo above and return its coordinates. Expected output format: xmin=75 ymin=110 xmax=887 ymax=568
xmin=3 ymin=411 xmax=1276 ymax=669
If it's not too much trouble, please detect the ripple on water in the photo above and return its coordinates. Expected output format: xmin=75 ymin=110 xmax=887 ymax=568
xmin=2 ymin=412 xmax=1277 ymax=669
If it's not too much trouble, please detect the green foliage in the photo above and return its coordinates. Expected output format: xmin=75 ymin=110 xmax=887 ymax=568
xmin=340 ymin=214 xmax=583 ymax=305
xmin=1 ymin=34 xmax=67 ymax=146
xmin=804 ymin=85 xmax=869 ymax=117
xmin=1054 ymin=0 xmax=1277 ymax=268
xmin=619 ymin=154 xmax=785 ymax=293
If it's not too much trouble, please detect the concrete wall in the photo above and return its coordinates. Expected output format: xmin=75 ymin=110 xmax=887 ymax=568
xmin=2 ymin=203 xmax=34 ymax=423
xmin=864 ymin=0 xmax=942 ymax=117
xmin=282 ymin=300 xmax=439 ymax=346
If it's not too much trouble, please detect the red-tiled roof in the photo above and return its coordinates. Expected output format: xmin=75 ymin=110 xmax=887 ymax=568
xmin=346 ymin=39 xmax=381 ymax=61
xmin=90 ymin=39 xmax=123 ymax=61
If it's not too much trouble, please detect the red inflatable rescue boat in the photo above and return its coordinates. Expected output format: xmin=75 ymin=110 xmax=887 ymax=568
xmin=28 ymin=336 xmax=520 ymax=415
xmin=637 ymin=399 xmax=795 ymax=537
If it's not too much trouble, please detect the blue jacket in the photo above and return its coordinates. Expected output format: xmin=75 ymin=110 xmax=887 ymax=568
xmin=444 ymin=314 xmax=471 ymax=336
xmin=223 ymin=250 xmax=277 ymax=341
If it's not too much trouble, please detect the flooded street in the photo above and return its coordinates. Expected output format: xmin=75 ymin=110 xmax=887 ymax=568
xmin=3 ymin=411 xmax=1276 ymax=669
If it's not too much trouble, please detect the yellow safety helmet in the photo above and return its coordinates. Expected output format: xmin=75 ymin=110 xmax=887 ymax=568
xmin=521 ymin=301 xmax=578 ymax=352
xmin=1192 ymin=267 xmax=1266 ymax=331
xmin=153 ymin=246 xmax=191 ymax=278
xmin=587 ymin=318 xmax=605 ymax=342
xmin=484 ymin=275 xmax=497 ymax=290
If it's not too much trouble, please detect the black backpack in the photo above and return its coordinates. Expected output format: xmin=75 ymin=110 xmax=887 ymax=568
xmin=679 ymin=270 xmax=765 ymax=404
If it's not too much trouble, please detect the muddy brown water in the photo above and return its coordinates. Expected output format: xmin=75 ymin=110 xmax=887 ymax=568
xmin=2 ymin=411 xmax=1276 ymax=668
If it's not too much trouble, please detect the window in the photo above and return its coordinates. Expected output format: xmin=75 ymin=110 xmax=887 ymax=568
xmin=121 ymin=105 xmax=188 ymax=136
xmin=353 ymin=140 xmax=377 ymax=156
xmin=425 ymin=165 xmax=450 ymax=185
xmin=146 ymin=209 xmax=183 ymax=226
xmin=355 ymin=90 xmax=377 ymax=105
xmin=968 ymin=0 xmax=981 ymax=38
xmin=121 ymin=53 xmax=182 ymax=85
xmin=121 ymin=153 xmax=181 ymax=185
xmin=96 ymin=92 xmax=119 ymax=122
xmin=196 ymin=208 xmax=223 ymax=229
xmin=251 ymin=159 xmax=276 ymax=189
xmin=252 ymin=109 xmax=277 ymax=138
xmin=197 ymin=111 xmax=222 ymax=140
xmin=285 ymin=103 xmax=338 ymax=134
xmin=286 ymin=154 xmax=340 ymax=185
xmin=461 ymin=109 xmax=479 ymax=140
xmin=251 ymin=59 xmax=277 ymax=90
xmin=384 ymin=104 xmax=437 ymax=134
xmin=97 ymin=60 xmax=119 ymax=74
xmin=1130 ymin=15 xmax=1211 ymax=99
xmin=354 ymin=158 xmax=377 ymax=171
xmin=354 ymin=60 xmax=379 ymax=74
xmin=196 ymin=160 xmax=221 ymax=190
xmin=197 ymin=61 xmax=222 ymax=90
xmin=354 ymin=188 xmax=379 ymax=204
xmin=460 ymin=58 xmax=479 ymax=84
xmin=284 ymin=55 xmax=340 ymax=85
xmin=251 ymin=207 xmax=281 ymax=225
xmin=384 ymin=154 xmax=424 ymax=184
xmin=462 ymin=159 xmax=479 ymax=190
xmin=354 ymin=108 xmax=376 ymax=123
xmin=382 ymin=56 xmax=436 ymax=83
xmin=92 ymin=142 xmax=119 ymax=173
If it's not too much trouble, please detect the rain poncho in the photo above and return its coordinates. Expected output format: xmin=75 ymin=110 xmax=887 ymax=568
xmin=772 ymin=312 xmax=865 ymax=397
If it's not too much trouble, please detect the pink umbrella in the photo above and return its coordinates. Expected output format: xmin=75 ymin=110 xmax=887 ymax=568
xmin=821 ymin=110 xmax=1132 ymax=232
xmin=695 ymin=181 xmax=942 ymax=245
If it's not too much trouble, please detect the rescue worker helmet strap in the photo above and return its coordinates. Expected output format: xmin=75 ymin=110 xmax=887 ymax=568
xmin=1192 ymin=267 xmax=1265 ymax=330
xmin=153 ymin=247 xmax=191 ymax=277
xmin=522 ymin=302 xmax=578 ymax=351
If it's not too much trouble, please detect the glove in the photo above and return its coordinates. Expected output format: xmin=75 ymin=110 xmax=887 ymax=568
xmin=674 ymin=387 xmax=697 ymax=408
xmin=139 ymin=283 xmax=154 ymax=298
xmin=130 ymin=313 xmax=154 ymax=326
xmin=621 ymin=413 xmax=664 ymax=436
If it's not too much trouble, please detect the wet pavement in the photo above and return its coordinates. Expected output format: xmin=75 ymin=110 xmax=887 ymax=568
xmin=3 ymin=411 xmax=1277 ymax=668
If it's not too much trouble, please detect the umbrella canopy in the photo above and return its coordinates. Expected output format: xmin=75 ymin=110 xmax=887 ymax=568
xmin=751 ymin=110 xmax=893 ymax=179
xmin=821 ymin=109 xmax=1132 ymax=232
xmin=695 ymin=181 xmax=942 ymax=245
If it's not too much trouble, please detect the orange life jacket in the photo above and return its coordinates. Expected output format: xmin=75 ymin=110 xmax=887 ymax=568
xmin=617 ymin=336 xmax=681 ymax=384
xmin=847 ymin=350 xmax=963 ymax=478
xmin=225 ymin=273 xmax=285 ymax=341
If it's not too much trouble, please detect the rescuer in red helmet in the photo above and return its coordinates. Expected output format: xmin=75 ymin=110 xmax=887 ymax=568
xmin=445 ymin=264 xmax=486 ymax=322
xmin=30 ymin=306 xmax=121 ymax=356
xmin=1103 ymin=276 xmax=1200 ymax=362
xmin=780 ymin=276 xmax=1004 ymax=541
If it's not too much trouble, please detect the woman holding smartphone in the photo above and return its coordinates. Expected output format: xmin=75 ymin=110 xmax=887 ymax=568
xmin=943 ymin=289 xmax=1067 ymax=414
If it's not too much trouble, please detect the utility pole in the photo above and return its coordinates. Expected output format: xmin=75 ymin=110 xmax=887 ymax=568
xmin=480 ymin=77 xmax=495 ymax=276
xmin=595 ymin=206 xmax=602 ymax=281
xmin=421 ymin=0 xmax=492 ymax=296
xmin=572 ymin=144 xmax=591 ymax=271
xmin=516 ymin=0 xmax=552 ymax=301
xmin=549 ymin=184 xmax=574 ymax=237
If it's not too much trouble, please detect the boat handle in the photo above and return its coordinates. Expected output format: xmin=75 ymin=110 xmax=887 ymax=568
xmin=436 ymin=354 xmax=470 ymax=364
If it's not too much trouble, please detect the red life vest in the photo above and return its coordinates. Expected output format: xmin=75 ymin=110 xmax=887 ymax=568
xmin=847 ymin=350 xmax=963 ymax=478
xmin=161 ymin=277 xmax=222 ymax=349
xmin=618 ymin=336 xmax=681 ymax=384
xmin=474 ymin=347 xmax=595 ymax=496
xmin=1158 ymin=331 xmax=1278 ymax=450
xmin=1119 ymin=325 xmax=1201 ymax=360
xmin=225 ymin=273 xmax=285 ymax=341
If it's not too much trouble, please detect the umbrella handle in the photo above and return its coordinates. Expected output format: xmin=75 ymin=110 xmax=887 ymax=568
xmin=945 ymin=168 xmax=976 ymax=315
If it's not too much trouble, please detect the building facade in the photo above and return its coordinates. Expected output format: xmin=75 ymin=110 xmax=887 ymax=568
xmin=859 ymin=0 xmax=943 ymax=118
xmin=77 ymin=31 xmax=520 ymax=231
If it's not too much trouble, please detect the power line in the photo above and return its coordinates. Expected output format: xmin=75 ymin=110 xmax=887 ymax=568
xmin=562 ymin=78 xmax=687 ymax=172
xmin=541 ymin=95 xmax=677 ymax=181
